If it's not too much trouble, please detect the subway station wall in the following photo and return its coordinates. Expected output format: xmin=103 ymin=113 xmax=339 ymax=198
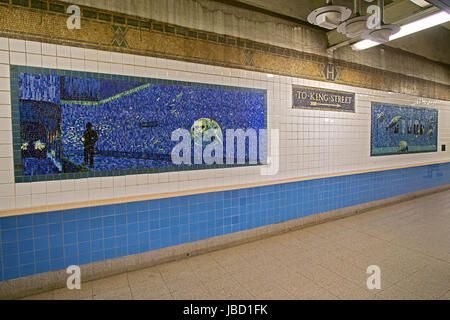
xmin=0 ymin=37 xmax=449 ymax=281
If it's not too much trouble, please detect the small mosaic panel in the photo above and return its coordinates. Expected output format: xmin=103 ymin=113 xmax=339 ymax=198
xmin=10 ymin=66 xmax=267 ymax=182
xmin=371 ymin=102 xmax=438 ymax=156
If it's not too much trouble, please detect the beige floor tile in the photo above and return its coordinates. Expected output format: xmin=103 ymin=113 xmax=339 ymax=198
xmin=90 ymin=273 xmax=130 ymax=296
xmin=53 ymin=286 xmax=94 ymax=300
xmin=93 ymin=286 xmax=132 ymax=300
xmin=375 ymin=285 xmax=423 ymax=300
xmin=131 ymin=284 xmax=171 ymax=300
xmin=21 ymin=291 xmax=55 ymax=300
xmin=439 ymin=290 xmax=450 ymax=300
xmin=395 ymin=274 xmax=450 ymax=299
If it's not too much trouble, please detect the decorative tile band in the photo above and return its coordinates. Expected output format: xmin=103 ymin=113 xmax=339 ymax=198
xmin=0 ymin=162 xmax=449 ymax=281
xmin=0 ymin=0 xmax=448 ymax=100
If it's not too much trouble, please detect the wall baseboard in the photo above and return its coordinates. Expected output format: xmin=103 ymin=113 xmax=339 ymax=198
xmin=1 ymin=183 xmax=449 ymax=300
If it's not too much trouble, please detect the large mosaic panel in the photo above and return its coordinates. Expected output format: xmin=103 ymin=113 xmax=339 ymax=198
xmin=371 ymin=102 xmax=438 ymax=156
xmin=11 ymin=66 xmax=267 ymax=182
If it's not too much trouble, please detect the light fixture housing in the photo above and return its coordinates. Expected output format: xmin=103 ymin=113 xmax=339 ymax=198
xmin=362 ymin=24 xmax=400 ymax=43
xmin=307 ymin=5 xmax=352 ymax=30
xmin=352 ymin=10 xmax=450 ymax=50
xmin=337 ymin=16 xmax=370 ymax=38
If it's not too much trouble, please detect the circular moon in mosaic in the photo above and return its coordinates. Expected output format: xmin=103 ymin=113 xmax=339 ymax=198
xmin=190 ymin=118 xmax=223 ymax=147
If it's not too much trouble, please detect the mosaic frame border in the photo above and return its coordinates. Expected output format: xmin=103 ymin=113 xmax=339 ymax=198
xmin=10 ymin=64 xmax=268 ymax=183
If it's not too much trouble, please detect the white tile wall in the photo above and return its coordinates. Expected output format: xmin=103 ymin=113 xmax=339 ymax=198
xmin=0 ymin=36 xmax=449 ymax=211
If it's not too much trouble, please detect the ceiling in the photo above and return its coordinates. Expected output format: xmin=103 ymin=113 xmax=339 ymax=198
xmin=214 ymin=0 xmax=450 ymax=65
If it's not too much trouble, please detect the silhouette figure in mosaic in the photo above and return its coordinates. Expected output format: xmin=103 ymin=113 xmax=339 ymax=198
xmin=82 ymin=123 xmax=98 ymax=168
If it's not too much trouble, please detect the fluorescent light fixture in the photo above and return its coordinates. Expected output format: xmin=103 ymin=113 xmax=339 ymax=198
xmin=352 ymin=11 xmax=450 ymax=50
xmin=410 ymin=0 xmax=431 ymax=7
xmin=352 ymin=39 xmax=379 ymax=50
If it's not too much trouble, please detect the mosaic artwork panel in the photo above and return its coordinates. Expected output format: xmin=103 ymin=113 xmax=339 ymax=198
xmin=11 ymin=66 xmax=267 ymax=182
xmin=371 ymin=102 xmax=438 ymax=156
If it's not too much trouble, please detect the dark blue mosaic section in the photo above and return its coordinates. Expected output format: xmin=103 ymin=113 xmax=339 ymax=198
xmin=1 ymin=162 xmax=449 ymax=281
xmin=12 ymin=66 xmax=267 ymax=182
xmin=371 ymin=103 xmax=438 ymax=156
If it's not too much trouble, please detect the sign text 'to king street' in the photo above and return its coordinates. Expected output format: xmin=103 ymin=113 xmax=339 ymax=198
xmin=293 ymin=85 xmax=355 ymax=112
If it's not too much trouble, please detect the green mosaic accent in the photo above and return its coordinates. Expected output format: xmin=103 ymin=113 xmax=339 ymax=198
xmin=61 ymin=83 xmax=152 ymax=106
xmin=113 ymin=16 xmax=125 ymax=24
xmin=48 ymin=3 xmax=64 ymax=13
xmin=31 ymin=0 xmax=46 ymax=9
xmin=83 ymin=9 xmax=97 ymax=19
xmin=98 ymin=13 xmax=111 ymax=22
xmin=12 ymin=0 xmax=28 ymax=6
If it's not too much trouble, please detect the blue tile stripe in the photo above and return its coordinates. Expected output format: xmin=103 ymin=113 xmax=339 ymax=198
xmin=1 ymin=162 xmax=449 ymax=281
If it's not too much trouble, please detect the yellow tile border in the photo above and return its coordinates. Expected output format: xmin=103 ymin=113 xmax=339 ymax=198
xmin=0 ymin=160 xmax=448 ymax=218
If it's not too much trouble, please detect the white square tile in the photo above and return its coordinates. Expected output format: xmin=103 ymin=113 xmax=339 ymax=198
xmin=31 ymin=181 xmax=46 ymax=194
xmin=71 ymin=47 xmax=85 ymax=59
xmin=0 ymin=144 xmax=12 ymax=157
xmin=15 ymin=195 xmax=32 ymax=209
xmin=0 ymin=38 xmax=8 ymax=50
xmin=46 ymin=180 xmax=61 ymax=193
xmin=98 ymin=62 xmax=111 ymax=73
xmin=98 ymin=50 xmax=111 ymax=62
xmin=57 ymin=57 xmax=71 ymax=69
xmin=26 ymin=53 xmax=42 ymax=67
xmin=85 ymin=48 xmax=98 ymax=61
xmin=0 ymin=64 xmax=9 ymax=77
xmin=42 ymin=43 xmax=57 ymax=56
xmin=25 ymin=41 xmax=41 ymax=54
xmin=31 ymin=193 xmax=46 ymax=207
xmin=71 ymin=58 xmax=85 ymax=71
xmin=75 ymin=179 xmax=88 ymax=190
xmin=57 ymin=45 xmax=71 ymax=57
xmin=0 ymin=196 xmax=15 ymax=210
xmin=9 ymin=39 xmax=25 ymax=52
xmin=0 ymin=183 xmax=14 ymax=197
xmin=0 ymin=92 xmax=11 ymax=105
xmin=0 ymin=51 xmax=9 ymax=64
xmin=0 ymin=77 xmax=10 ymax=91
xmin=111 ymin=52 xmax=123 ymax=64
xmin=42 ymin=55 xmax=57 ymax=68
xmin=10 ymin=52 xmax=26 ymax=65
xmin=85 ymin=60 xmax=98 ymax=72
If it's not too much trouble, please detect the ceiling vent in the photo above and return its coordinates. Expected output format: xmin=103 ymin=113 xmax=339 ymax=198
xmin=307 ymin=1 xmax=352 ymax=30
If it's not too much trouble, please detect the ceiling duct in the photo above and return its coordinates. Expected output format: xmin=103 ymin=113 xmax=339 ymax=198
xmin=361 ymin=0 xmax=400 ymax=43
xmin=337 ymin=0 xmax=370 ymax=38
xmin=307 ymin=0 xmax=352 ymax=30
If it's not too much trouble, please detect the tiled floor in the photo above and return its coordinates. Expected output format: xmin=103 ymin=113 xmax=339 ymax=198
xmin=23 ymin=190 xmax=450 ymax=300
